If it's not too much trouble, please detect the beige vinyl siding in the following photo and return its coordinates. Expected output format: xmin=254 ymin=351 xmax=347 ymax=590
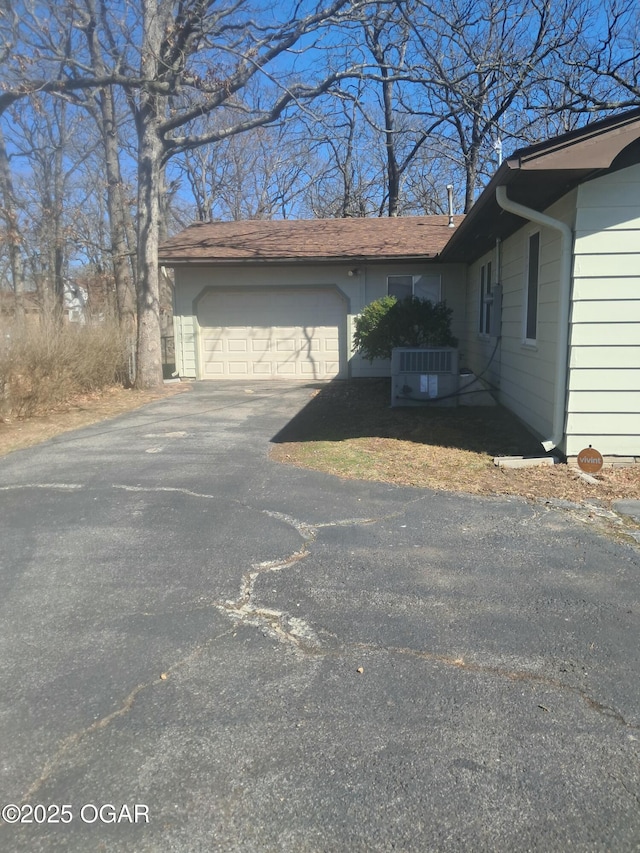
xmin=567 ymin=413 xmax=640 ymax=436
xmin=575 ymin=208 xmax=640 ymax=232
xmin=566 ymin=435 xmax=640 ymax=456
xmin=355 ymin=262 xmax=466 ymax=378
xmin=570 ymin=346 xmax=640 ymax=369
xmin=567 ymin=163 xmax=640 ymax=458
xmin=171 ymin=262 xmax=466 ymax=381
xmin=173 ymin=315 xmax=197 ymax=378
xmin=569 ymin=368 xmax=640 ymax=390
xmin=568 ymin=392 xmax=640 ymax=411
xmin=575 ymin=254 xmax=640 ymax=278
xmin=463 ymin=192 xmax=576 ymax=441
xmin=571 ymin=322 xmax=639 ymax=346
xmin=463 ymin=252 xmax=501 ymax=394
xmin=571 ymin=300 xmax=640 ymax=323
xmin=573 ymin=278 xmax=640 ymax=300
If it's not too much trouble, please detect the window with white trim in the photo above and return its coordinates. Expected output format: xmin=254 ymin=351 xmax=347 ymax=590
xmin=387 ymin=274 xmax=441 ymax=302
xmin=524 ymin=231 xmax=540 ymax=343
xmin=479 ymin=260 xmax=492 ymax=335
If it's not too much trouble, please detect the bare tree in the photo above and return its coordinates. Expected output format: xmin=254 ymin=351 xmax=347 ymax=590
xmin=0 ymin=125 xmax=27 ymax=320
xmin=298 ymin=85 xmax=386 ymax=218
xmin=360 ymin=2 xmax=409 ymax=216
xmin=400 ymin=0 xmax=586 ymax=211
xmin=563 ymin=0 xmax=640 ymax=112
xmin=81 ymin=7 xmax=138 ymax=330
xmin=401 ymin=148 xmax=465 ymax=215
xmin=4 ymin=95 xmax=104 ymax=316
xmin=1 ymin=0 xmax=362 ymax=387
xmin=175 ymin=117 xmax=315 ymax=221
xmin=359 ymin=1 xmax=449 ymax=216
xmin=126 ymin=0 xmax=363 ymax=386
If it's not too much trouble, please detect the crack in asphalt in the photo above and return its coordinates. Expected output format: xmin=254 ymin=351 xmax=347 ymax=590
xmin=609 ymin=772 xmax=640 ymax=806
xmin=2 ymin=481 xmax=638 ymax=808
xmin=215 ymin=508 xmax=381 ymax=651
xmin=4 ymin=629 xmax=234 ymax=812
xmin=210 ymin=501 xmax=640 ymax=733
xmin=539 ymin=499 xmax=640 ymax=546
xmin=113 ymin=484 xmax=220 ymax=500
xmin=345 ymin=642 xmax=640 ymax=731
xmin=5 ymin=481 xmax=637 ymax=545
xmin=0 ymin=483 xmax=84 ymax=491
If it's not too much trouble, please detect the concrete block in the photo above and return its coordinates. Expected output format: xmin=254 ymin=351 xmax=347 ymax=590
xmin=494 ymin=456 xmax=556 ymax=469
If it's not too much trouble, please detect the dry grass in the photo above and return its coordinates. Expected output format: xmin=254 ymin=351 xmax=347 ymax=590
xmin=0 ymin=316 xmax=129 ymax=420
xmin=270 ymin=380 xmax=640 ymax=506
xmin=0 ymin=314 xmax=189 ymax=456
xmin=0 ymin=383 xmax=188 ymax=456
xmin=0 ymin=371 xmax=637 ymax=507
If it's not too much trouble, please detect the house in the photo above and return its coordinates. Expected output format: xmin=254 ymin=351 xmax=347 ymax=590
xmin=0 ymin=283 xmax=87 ymax=323
xmin=64 ymin=281 xmax=88 ymax=323
xmin=159 ymin=107 xmax=640 ymax=465
xmin=159 ymin=215 xmax=467 ymax=382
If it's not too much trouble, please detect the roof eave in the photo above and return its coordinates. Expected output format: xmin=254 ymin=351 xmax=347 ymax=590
xmin=509 ymin=106 xmax=640 ymax=171
xmin=158 ymin=252 xmax=445 ymax=267
xmin=441 ymin=108 xmax=640 ymax=264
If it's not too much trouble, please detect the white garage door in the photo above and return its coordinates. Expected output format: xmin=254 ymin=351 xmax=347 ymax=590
xmin=197 ymin=287 xmax=346 ymax=380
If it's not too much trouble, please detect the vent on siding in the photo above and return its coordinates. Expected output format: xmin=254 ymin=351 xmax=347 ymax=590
xmin=398 ymin=348 xmax=453 ymax=374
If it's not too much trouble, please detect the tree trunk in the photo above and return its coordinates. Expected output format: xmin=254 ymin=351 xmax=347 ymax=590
xmin=464 ymin=149 xmax=480 ymax=213
xmin=0 ymin=126 xmax=26 ymax=322
xmin=134 ymin=118 xmax=164 ymax=388
xmin=381 ymin=68 xmax=400 ymax=217
xmin=52 ymin=99 xmax=66 ymax=317
xmin=100 ymin=85 xmax=137 ymax=330
xmin=84 ymin=4 xmax=138 ymax=330
xmin=131 ymin=0 xmax=170 ymax=388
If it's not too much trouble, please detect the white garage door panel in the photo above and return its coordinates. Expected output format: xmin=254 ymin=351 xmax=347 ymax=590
xmin=198 ymin=288 xmax=346 ymax=379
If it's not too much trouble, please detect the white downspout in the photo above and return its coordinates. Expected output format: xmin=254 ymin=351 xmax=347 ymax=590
xmin=495 ymin=185 xmax=573 ymax=452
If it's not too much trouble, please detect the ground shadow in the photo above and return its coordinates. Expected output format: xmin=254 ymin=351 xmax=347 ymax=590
xmin=271 ymin=378 xmax=544 ymax=458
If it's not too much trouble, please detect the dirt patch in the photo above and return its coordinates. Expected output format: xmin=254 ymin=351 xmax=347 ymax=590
xmin=270 ymin=380 xmax=640 ymax=505
xmin=0 ymin=383 xmax=189 ymax=457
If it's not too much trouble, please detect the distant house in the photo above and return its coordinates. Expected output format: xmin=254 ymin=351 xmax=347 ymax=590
xmin=159 ymin=107 xmax=640 ymax=464
xmin=64 ymin=281 xmax=88 ymax=323
xmin=0 ymin=283 xmax=87 ymax=323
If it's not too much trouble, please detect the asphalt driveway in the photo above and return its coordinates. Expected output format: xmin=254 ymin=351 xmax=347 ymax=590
xmin=0 ymin=381 xmax=639 ymax=852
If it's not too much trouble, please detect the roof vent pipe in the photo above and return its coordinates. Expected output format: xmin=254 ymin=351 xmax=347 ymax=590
xmin=446 ymin=185 xmax=455 ymax=227
xmin=495 ymin=185 xmax=573 ymax=453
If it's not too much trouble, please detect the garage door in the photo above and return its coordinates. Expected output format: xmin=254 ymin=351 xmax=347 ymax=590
xmin=197 ymin=287 xmax=347 ymax=379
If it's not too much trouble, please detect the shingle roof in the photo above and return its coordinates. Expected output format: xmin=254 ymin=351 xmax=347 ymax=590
xmin=158 ymin=215 xmax=465 ymax=264
xmin=160 ymin=109 xmax=640 ymax=267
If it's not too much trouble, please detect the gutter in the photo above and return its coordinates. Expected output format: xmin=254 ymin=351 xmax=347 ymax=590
xmin=495 ymin=185 xmax=573 ymax=453
xmin=157 ymin=254 xmax=442 ymax=267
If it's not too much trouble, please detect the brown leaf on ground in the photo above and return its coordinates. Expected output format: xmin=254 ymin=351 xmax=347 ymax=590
xmin=0 ymin=383 xmax=189 ymax=457
xmin=1 ymin=377 xmax=637 ymax=507
xmin=270 ymin=380 xmax=640 ymax=506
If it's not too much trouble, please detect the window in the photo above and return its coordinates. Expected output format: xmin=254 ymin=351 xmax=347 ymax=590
xmin=387 ymin=275 xmax=413 ymax=300
xmin=387 ymin=274 xmax=441 ymax=302
xmin=525 ymin=232 xmax=540 ymax=342
xmin=479 ymin=260 xmax=492 ymax=335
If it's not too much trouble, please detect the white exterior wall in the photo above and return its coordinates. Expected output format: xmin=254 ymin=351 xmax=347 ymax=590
xmin=173 ymin=261 xmax=466 ymax=380
xmin=463 ymin=191 xmax=577 ymax=442
xmin=567 ymin=163 xmax=640 ymax=458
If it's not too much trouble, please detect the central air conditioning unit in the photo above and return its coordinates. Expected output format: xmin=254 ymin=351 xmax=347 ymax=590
xmin=391 ymin=347 xmax=459 ymax=407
